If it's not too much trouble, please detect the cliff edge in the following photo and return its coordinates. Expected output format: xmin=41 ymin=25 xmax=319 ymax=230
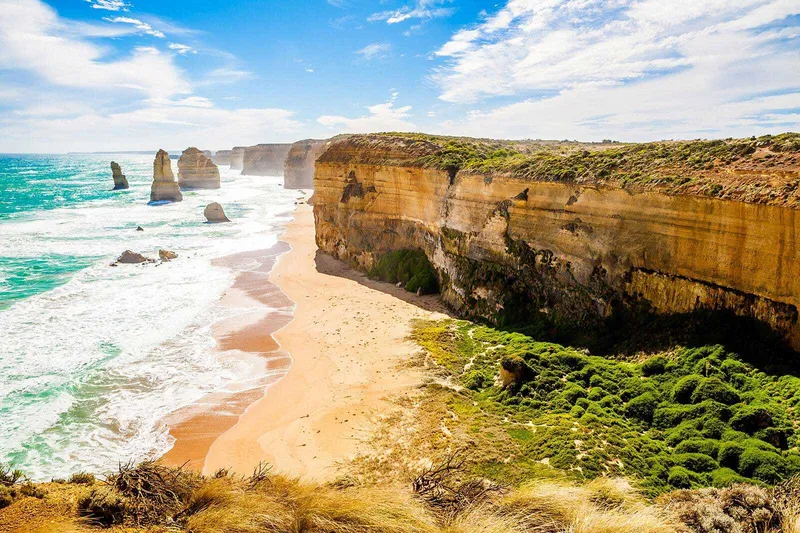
xmin=284 ymin=139 xmax=330 ymax=189
xmin=314 ymin=132 xmax=800 ymax=349
xmin=241 ymin=144 xmax=292 ymax=176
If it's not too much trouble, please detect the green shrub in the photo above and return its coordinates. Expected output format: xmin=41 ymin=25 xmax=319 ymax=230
xmin=625 ymin=392 xmax=659 ymax=422
xmin=558 ymin=384 xmax=587 ymax=404
xmin=667 ymin=466 xmax=695 ymax=489
xmin=673 ymin=453 xmax=719 ymax=473
xmin=718 ymin=441 xmax=745 ymax=469
xmin=711 ymin=467 xmax=747 ymax=488
xmin=738 ymin=448 xmax=785 ymax=480
xmin=370 ymin=249 xmax=438 ymax=295
xmin=642 ymin=356 xmax=668 ymax=376
xmin=666 ymin=425 xmax=702 ymax=447
xmin=672 ymin=375 xmax=702 ymax=403
xmin=691 ymin=378 xmax=740 ymax=405
xmin=700 ymin=417 xmax=728 ymax=439
xmin=675 ymin=438 xmax=720 ymax=458
xmin=0 ymin=486 xmax=13 ymax=509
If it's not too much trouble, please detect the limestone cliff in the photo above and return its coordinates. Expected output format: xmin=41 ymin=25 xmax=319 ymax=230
xmin=178 ymin=147 xmax=220 ymax=189
xmin=241 ymin=144 xmax=292 ymax=176
xmin=214 ymin=150 xmax=231 ymax=166
xmin=284 ymin=139 xmax=330 ymax=189
xmin=314 ymin=133 xmax=800 ymax=349
xmin=230 ymin=147 xmax=246 ymax=170
xmin=111 ymin=161 xmax=128 ymax=190
xmin=150 ymin=149 xmax=182 ymax=203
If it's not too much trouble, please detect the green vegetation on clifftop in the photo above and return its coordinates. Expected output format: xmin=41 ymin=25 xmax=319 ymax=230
xmin=412 ymin=319 xmax=800 ymax=496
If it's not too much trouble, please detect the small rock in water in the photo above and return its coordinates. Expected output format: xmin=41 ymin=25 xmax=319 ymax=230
xmin=204 ymin=202 xmax=231 ymax=223
xmin=159 ymin=249 xmax=177 ymax=261
xmin=111 ymin=161 xmax=129 ymax=190
xmin=136 ymin=226 xmax=144 ymax=232
xmin=117 ymin=250 xmax=149 ymax=264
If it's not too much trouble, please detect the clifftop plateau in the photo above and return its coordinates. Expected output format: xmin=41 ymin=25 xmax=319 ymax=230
xmin=319 ymin=132 xmax=800 ymax=208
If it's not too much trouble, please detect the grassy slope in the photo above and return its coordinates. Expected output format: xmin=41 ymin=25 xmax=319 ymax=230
xmin=320 ymin=132 xmax=800 ymax=207
xmin=409 ymin=320 xmax=800 ymax=497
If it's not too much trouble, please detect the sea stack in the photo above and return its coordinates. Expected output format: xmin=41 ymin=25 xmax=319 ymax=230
xmin=204 ymin=202 xmax=230 ymax=223
xmin=150 ymin=149 xmax=183 ymax=203
xmin=177 ymin=147 xmax=220 ymax=189
xmin=111 ymin=162 xmax=129 ymax=190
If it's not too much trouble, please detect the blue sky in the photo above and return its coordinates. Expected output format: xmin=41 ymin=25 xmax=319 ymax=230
xmin=0 ymin=0 xmax=798 ymax=152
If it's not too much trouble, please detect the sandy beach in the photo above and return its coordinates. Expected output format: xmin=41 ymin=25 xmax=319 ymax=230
xmin=165 ymin=202 xmax=447 ymax=480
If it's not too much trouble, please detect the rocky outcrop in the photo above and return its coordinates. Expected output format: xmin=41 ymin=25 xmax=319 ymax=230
xmin=116 ymin=250 xmax=149 ymax=264
xmin=159 ymin=249 xmax=177 ymax=261
xmin=178 ymin=147 xmax=220 ymax=189
xmin=111 ymin=162 xmax=129 ymax=190
xmin=284 ymin=139 xmax=329 ymax=189
xmin=150 ymin=149 xmax=183 ymax=203
xmin=241 ymin=144 xmax=292 ymax=176
xmin=314 ymin=133 xmax=800 ymax=350
xmin=204 ymin=202 xmax=230 ymax=223
xmin=230 ymin=147 xmax=246 ymax=170
xmin=214 ymin=150 xmax=232 ymax=166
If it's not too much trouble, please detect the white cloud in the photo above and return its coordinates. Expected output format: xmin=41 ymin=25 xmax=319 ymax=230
xmin=430 ymin=0 xmax=800 ymax=140
xmin=356 ymin=43 xmax=391 ymax=60
xmin=85 ymin=0 xmax=130 ymax=11
xmin=435 ymin=0 xmax=800 ymax=104
xmin=0 ymin=1 xmax=189 ymax=100
xmin=198 ymin=67 xmax=253 ymax=86
xmin=0 ymin=99 xmax=303 ymax=153
xmin=168 ymin=42 xmax=196 ymax=55
xmin=104 ymin=16 xmax=165 ymax=38
xmin=370 ymin=0 xmax=455 ymax=24
xmin=317 ymin=94 xmax=416 ymax=133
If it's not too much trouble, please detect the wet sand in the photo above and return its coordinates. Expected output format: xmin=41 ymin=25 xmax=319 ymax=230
xmin=198 ymin=203 xmax=448 ymax=480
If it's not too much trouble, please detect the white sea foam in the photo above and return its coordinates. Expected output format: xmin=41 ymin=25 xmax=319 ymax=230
xmin=0 ymin=164 xmax=300 ymax=479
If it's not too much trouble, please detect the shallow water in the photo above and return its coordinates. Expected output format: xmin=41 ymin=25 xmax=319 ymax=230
xmin=0 ymin=153 xmax=298 ymax=479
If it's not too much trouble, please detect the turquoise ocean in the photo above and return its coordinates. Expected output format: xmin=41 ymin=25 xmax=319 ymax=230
xmin=0 ymin=153 xmax=298 ymax=480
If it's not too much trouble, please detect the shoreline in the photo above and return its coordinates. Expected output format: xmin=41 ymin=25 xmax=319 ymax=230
xmin=194 ymin=203 xmax=448 ymax=480
xmin=160 ymin=213 xmax=299 ymax=471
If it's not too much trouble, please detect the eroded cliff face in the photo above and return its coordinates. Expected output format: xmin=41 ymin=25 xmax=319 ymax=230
xmin=214 ymin=150 xmax=231 ymax=166
xmin=284 ymin=139 xmax=330 ymax=189
xmin=230 ymin=147 xmax=246 ymax=171
xmin=314 ymin=134 xmax=800 ymax=349
xmin=241 ymin=144 xmax=292 ymax=176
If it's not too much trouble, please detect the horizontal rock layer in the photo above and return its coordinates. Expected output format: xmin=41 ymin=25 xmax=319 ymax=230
xmin=284 ymin=139 xmax=329 ymax=189
xmin=241 ymin=144 xmax=292 ymax=176
xmin=178 ymin=147 xmax=220 ymax=189
xmin=314 ymin=135 xmax=800 ymax=349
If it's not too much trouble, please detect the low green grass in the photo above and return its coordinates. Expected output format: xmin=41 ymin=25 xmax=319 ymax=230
xmin=412 ymin=319 xmax=800 ymax=496
xmin=370 ymin=249 xmax=438 ymax=295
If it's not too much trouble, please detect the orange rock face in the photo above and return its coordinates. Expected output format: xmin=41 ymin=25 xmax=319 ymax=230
xmin=284 ymin=139 xmax=330 ymax=189
xmin=314 ymin=134 xmax=800 ymax=349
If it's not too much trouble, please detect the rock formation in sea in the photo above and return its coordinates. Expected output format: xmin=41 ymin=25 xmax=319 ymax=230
xmin=314 ymin=133 xmax=800 ymax=350
xmin=149 ymin=149 xmax=183 ymax=203
xmin=229 ymin=147 xmax=247 ymax=170
xmin=116 ymin=250 xmax=149 ymax=264
xmin=204 ymin=202 xmax=230 ymax=223
xmin=284 ymin=139 xmax=330 ymax=189
xmin=202 ymin=150 xmax=213 ymax=159
xmin=159 ymin=249 xmax=177 ymax=261
xmin=213 ymin=150 xmax=231 ymax=166
xmin=177 ymin=147 xmax=220 ymax=189
xmin=110 ymin=162 xmax=129 ymax=190
xmin=241 ymin=144 xmax=293 ymax=176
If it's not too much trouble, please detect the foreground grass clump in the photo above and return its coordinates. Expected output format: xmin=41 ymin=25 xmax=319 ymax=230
xmin=412 ymin=320 xmax=800 ymax=495
xmin=370 ymin=249 xmax=439 ymax=294
xmin=0 ymin=460 xmax=681 ymax=532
